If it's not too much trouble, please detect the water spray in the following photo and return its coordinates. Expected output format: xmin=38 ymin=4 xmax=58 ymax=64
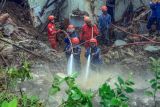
xmin=85 ymin=52 xmax=91 ymax=82
xmin=84 ymin=27 xmax=94 ymax=82
xmin=61 ymin=30 xmax=74 ymax=76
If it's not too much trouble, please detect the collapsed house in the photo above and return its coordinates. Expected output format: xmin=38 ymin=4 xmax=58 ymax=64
xmin=5 ymin=0 xmax=149 ymax=28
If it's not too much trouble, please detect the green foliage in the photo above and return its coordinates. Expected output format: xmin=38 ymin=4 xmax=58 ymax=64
xmin=7 ymin=60 xmax=32 ymax=82
xmin=145 ymin=58 xmax=160 ymax=107
xmin=1 ymin=98 xmax=18 ymax=107
xmin=19 ymin=94 xmax=44 ymax=107
xmin=99 ymin=76 xmax=134 ymax=107
xmin=0 ymin=92 xmax=16 ymax=107
xmin=50 ymin=73 xmax=94 ymax=107
xmin=0 ymin=92 xmax=44 ymax=107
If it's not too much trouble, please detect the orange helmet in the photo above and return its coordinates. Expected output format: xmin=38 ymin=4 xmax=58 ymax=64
xmin=67 ymin=24 xmax=75 ymax=30
xmin=101 ymin=6 xmax=108 ymax=11
xmin=71 ymin=37 xmax=80 ymax=44
xmin=48 ymin=15 xmax=55 ymax=21
xmin=90 ymin=38 xmax=97 ymax=46
xmin=84 ymin=16 xmax=91 ymax=22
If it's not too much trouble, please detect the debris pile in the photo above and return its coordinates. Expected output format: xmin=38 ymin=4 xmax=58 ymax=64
xmin=72 ymin=8 xmax=89 ymax=16
xmin=0 ymin=2 xmax=66 ymax=71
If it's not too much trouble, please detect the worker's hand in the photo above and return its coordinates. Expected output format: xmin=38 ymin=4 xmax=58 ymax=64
xmin=57 ymin=29 xmax=62 ymax=33
xmin=91 ymin=53 xmax=96 ymax=56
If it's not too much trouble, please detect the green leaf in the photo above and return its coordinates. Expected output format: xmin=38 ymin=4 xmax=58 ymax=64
xmin=157 ymin=85 xmax=160 ymax=90
xmin=111 ymin=98 xmax=120 ymax=106
xmin=118 ymin=77 xmax=124 ymax=85
xmin=120 ymin=102 xmax=129 ymax=107
xmin=70 ymin=89 xmax=81 ymax=100
xmin=1 ymin=101 xmax=9 ymax=107
xmin=145 ymin=91 xmax=153 ymax=97
xmin=149 ymin=79 xmax=156 ymax=84
xmin=125 ymin=86 xmax=134 ymax=93
xmin=70 ymin=72 xmax=78 ymax=78
xmin=125 ymin=80 xmax=135 ymax=86
xmin=71 ymin=92 xmax=81 ymax=100
xmin=49 ymin=86 xmax=60 ymax=95
xmin=65 ymin=77 xmax=76 ymax=88
xmin=8 ymin=98 xmax=18 ymax=107
xmin=151 ymin=82 xmax=157 ymax=89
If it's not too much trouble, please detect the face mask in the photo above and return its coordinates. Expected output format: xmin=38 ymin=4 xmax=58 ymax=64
xmin=90 ymin=43 xmax=96 ymax=48
xmin=68 ymin=29 xmax=74 ymax=33
xmin=51 ymin=20 xmax=54 ymax=23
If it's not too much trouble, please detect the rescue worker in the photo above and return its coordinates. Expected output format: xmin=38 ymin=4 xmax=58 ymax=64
xmin=67 ymin=24 xmax=79 ymax=38
xmin=47 ymin=15 xmax=61 ymax=49
xmin=64 ymin=24 xmax=79 ymax=51
xmin=85 ymin=38 xmax=102 ymax=71
xmin=106 ymin=0 xmax=115 ymax=22
xmin=147 ymin=0 xmax=157 ymax=33
xmin=80 ymin=16 xmax=99 ymax=49
xmin=157 ymin=0 xmax=160 ymax=34
xmin=98 ymin=6 xmax=111 ymax=45
xmin=65 ymin=37 xmax=81 ymax=71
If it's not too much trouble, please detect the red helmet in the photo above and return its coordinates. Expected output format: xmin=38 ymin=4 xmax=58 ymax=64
xmin=48 ymin=15 xmax=55 ymax=21
xmin=90 ymin=38 xmax=97 ymax=46
xmin=71 ymin=37 xmax=80 ymax=44
xmin=84 ymin=16 xmax=91 ymax=22
xmin=101 ymin=6 xmax=108 ymax=11
xmin=67 ymin=24 xmax=75 ymax=30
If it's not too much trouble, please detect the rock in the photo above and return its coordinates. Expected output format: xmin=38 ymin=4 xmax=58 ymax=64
xmin=56 ymin=73 xmax=67 ymax=79
xmin=144 ymin=46 xmax=160 ymax=52
xmin=114 ymin=40 xmax=127 ymax=46
xmin=3 ymin=24 xmax=15 ymax=36
xmin=104 ymin=58 xmax=110 ymax=64
xmin=47 ymin=96 xmax=59 ymax=107
xmin=0 ymin=43 xmax=13 ymax=59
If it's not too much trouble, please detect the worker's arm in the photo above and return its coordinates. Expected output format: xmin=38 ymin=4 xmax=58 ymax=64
xmin=98 ymin=16 xmax=103 ymax=32
xmin=73 ymin=47 xmax=81 ymax=55
xmin=108 ymin=15 xmax=112 ymax=27
xmin=80 ymin=26 xmax=85 ymax=42
xmin=92 ymin=48 xmax=100 ymax=57
xmin=93 ymin=25 xmax=99 ymax=37
xmin=149 ymin=1 xmax=156 ymax=9
xmin=85 ymin=48 xmax=90 ymax=58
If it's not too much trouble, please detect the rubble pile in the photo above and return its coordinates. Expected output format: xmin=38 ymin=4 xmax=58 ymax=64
xmin=0 ymin=2 xmax=66 ymax=71
xmin=72 ymin=8 xmax=89 ymax=16
xmin=103 ymin=44 xmax=160 ymax=71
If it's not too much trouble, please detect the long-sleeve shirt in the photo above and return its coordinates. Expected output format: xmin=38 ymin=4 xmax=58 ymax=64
xmin=80 ymin=24 xmax=99 ymax=48
xmin=80 ymin=24 xmax=99 ymax=41
xmin=85 ymin=47 xmax=102 ymax=65
xmin=47 ymin=23 xmax=58 ymax=41
xmin=65 ymin=45 xmax=81 ymax=61
xmin=149 ymin=2 xmax=157 ymax=18
xmin=98 ymin=14 xmax=111 ymax=32
xmin=156 ymin=2 xmax=160 ymax=18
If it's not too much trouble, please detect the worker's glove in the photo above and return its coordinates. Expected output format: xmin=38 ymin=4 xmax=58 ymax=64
xmin=57 ymin=29 xmax=62 ymax=33
xmin=91 ymin=53 xmax=96 ymax=56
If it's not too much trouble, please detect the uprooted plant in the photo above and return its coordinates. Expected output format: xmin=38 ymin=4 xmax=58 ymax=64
xmin=145 ymin=58 xmax=160 ymax=107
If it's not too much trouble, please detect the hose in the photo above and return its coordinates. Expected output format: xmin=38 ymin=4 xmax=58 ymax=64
xmin=61 ymin=30 xmax=74 ymax=53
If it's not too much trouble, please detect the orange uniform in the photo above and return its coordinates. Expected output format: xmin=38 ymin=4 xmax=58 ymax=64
xmin=80 ymin=24 xmax=99 ymax=48
xmin=47 ymin=23 xmax=59 ymax=49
